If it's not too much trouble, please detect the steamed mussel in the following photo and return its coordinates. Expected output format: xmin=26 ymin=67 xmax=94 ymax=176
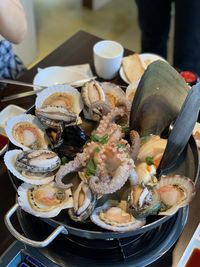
xmin=55 ymin=125 xmax=88 ymax=159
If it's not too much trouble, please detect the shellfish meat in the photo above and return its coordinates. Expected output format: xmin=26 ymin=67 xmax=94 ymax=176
xmin=68 ymin=181 xmax=96 ymax=222
xmin=6 ymin=114 xmax=49 ymax=151
xmin=81 ymin=80 xmax=105 ymax=108
xmin=101 ymin=82 xmax=125 ymax=108
xmin=18 ymin=182 xmax=73 ymax=218
xmin=35 ymin=85 xmax=84 ymax=115
xmin=128 ymin=184 xmax=161 ymax=218
xmin=156 ymin=175 xmax=196 ymax=216
xmin=91 ymin=200 xmax=145 ymax=232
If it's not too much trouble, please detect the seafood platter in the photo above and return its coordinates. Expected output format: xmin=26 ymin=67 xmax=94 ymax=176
xmin=4 ymin=60 xmax=199 ymax=247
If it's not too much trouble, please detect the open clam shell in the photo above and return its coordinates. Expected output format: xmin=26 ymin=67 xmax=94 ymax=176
xmin=156 ymin=175 xmax=196 ymax=216
xmin=101 ymin=82 xmax=125 ymax=108
xmin=18 ymin=182 xmax=73 ymax=218
xmin=4 ymin=149 xmax=58 ymax=185
xmin=68 ymin=181 xmax=97 ymax=222
xmin=5 ymin=114 xmax=49 ymax=150
xmin=81 ymin=80 xmax=105 ymax=108
xmin=90 ymin=200 xmax=145 ymax=232
xmin=35 ymin=85 xmax=84 ymax=115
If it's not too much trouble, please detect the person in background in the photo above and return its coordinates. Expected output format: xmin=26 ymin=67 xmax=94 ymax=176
xmin=0 ymin=0 xmax=27 ymax=80
xmin=135 ymin=0 xmax=200 ymax=76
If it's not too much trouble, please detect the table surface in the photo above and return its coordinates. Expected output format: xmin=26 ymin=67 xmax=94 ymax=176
xmin=0 ymin=30 xmax=199 ymax=267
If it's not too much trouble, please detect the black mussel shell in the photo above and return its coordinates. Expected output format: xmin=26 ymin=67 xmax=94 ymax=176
xmin=61 ymin=126 xmax=88 ymax=147
xmin=130 ymin=60 xmax=189 ymax=137
xmin=55 ymin=126 xmax=88 ymax=159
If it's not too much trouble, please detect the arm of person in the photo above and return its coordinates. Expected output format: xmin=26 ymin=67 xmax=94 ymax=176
xmin=0 ymin=0 xmax=27 ymax=44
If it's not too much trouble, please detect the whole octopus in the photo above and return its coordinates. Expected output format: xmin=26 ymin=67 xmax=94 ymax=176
xmin=55 ymin=102 xmax=140 ymax=195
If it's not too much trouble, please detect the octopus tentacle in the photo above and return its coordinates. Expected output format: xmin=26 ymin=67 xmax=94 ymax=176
xmin=89 ymin=159 xmax=134 ymax=194
xmin=130 ymin=130 xmax=141 ymax=160
xmin=95 ymin=107 xmax=125 ymax=136
xmin=89 ymin=100 xmax=112 ymax=121
xmin=55 ymin=153 xmax=88 ymax=188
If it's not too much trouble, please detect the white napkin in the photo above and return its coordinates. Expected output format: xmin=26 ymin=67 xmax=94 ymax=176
xmin=37 ymin=64 xmax=93 ymax=78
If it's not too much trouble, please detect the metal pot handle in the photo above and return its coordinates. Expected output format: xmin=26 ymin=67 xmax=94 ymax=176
xmin=4 ymin=203 xmax=68 ymax=248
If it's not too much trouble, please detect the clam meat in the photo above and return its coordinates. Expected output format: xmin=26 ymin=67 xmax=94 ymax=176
xmin=13 ymin=122 xmax=48 ymax=150
xmin=137 ymin=135 xmax=167 ymax=165
xmin=135 ymin=162 xmax=157 ymax=185
xmin=101 ymin=82 xmax=125 ymax=108
xmin=68 ymin=181 xmax=96 ymax=222
xmin=128 ymin=184 xmax=161 ymax=218
xmin=90 ymin=200 xmax=145 ymax=232
xmin=82 ymin=80 xmax=106 ymax=108
xmin=18 ymin=182 xmax=73 ymax=218
xmin=156 ymin=175 xmax=196 ymax=216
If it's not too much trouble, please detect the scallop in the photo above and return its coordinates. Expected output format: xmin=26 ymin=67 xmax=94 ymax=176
xmin=35 ymin=85 xmax=84 ymax=115
xmin=4 ymin=149 xmax=60 ymax=185
xmin=18 ymin=182 xmax=73 ymax=218
xmin=137 ymin=135 xmax=167 ymax=163
xmin=5 ymin=114 xmax=49 ymax=150
xmin=156 ymin=175 xmax=196 ymax=216
xmin=90 ymin=200 xmax=145 ymax=232
xmin=101 ymin=82 xmax=125 ymax=108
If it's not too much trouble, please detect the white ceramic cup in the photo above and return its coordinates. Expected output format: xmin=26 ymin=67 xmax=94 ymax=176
xmin=93 ymin=40 xmax=124 ymax=80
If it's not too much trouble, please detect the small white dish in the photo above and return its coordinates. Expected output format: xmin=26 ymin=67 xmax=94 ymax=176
xmin=119 ymin=67 xmax=129 ymax=84
xmin=0 ymin=105 xmax=25 ymax=136
xmin=177 ymin=224 xmax=200 ymax=267
xmin=33 ymin=66 xmax=88 ymax=91
xmin=120 ymin=53 xmax=167 ymax=84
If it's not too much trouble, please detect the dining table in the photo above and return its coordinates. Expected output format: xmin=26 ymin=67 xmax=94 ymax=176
xmin=0 ymin=30 xmax=199 ymax=267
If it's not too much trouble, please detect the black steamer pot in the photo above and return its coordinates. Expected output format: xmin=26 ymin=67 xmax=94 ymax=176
xmin=4 ymin=105 xmax=199 ymax=241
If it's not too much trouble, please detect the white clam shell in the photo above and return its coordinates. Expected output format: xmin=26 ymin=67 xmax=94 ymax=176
xmin=4 ymin=149 xmax=55 ymax=185
xmin=156 ymin=175 xmax=196 ymax=216
xmin=90 ymin=200 xmax=146 ymax=232
xmin=18 ymin=182 xmax=73 ymax=218
xmin=5 ymin=114 xmax=48 ymax=151
xmin=35 ymin=85 xmax=84 ymax=115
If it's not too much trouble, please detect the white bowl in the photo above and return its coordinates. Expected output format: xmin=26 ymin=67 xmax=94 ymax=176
xmin=33 ymin=66 xmax=88 ymax=91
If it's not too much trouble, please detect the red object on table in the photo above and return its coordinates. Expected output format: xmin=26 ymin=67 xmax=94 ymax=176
xmin=180 ymin=71 xmax=198 ymax=85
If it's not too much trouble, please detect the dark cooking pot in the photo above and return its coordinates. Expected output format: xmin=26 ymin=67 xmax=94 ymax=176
xmin=4 ymin=62 xmax=200 ymax=248
xmin=4 ymin=102 xmax=199 ymax=248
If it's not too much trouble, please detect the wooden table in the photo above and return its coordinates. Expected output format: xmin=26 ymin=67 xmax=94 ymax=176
xmin=0 ymin=30 xmax=199 ymax=267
